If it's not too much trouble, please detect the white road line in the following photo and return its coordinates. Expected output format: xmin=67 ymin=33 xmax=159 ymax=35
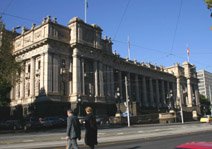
xmin=117 ymin=132 xmax=124 ymax=135
xmin=22 ymin=139 xmax=34 ymax=142
xmin=138 ymin=131 xmax=143 ymax=133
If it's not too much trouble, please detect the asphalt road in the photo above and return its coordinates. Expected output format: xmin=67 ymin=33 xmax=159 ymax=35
xmin=54 ymin=131 xmax=212 ymax=149
xmin=1 ymin=123 xmax=212 ymax=149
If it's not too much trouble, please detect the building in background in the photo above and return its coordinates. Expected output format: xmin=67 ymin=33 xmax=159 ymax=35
xmin=197 ymin=70 xmax=212 ymax=100
xmin=9 ymin=17 xmax=200 ymax=119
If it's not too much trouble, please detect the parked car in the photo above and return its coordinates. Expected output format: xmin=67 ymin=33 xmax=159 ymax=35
xmin=24 ymin=117 xmax=43 ymax=131
xmin=200 ymin=115 xmax=212 ymax=123
xmin=40 ymin=116 xmax=65 ymax=128
xmin=176 ymin=142 xmax=212 ymax=149
xmin=0 ymin=120 xmax=23 ymax=130
xmin=96 ymin=115 xmax=109 ymax=126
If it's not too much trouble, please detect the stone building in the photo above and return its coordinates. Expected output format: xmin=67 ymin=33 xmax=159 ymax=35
xmin=10 ymin=16 xmax=200 ymax=117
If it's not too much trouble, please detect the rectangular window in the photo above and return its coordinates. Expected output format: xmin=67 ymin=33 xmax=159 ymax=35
xmin=28 ymin=64 xmax=31 ymax=73
xmin=38 ymin=61 xmax=41 ymax=70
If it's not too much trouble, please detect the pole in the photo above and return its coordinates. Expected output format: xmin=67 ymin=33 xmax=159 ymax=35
xmin=84 ymin=0 xmax=87 ymax=23
xmin=180 ymin=86 xmax=184 ymax=124
xmin=125 ymin=76 xmax=130 ymax=127
xmin=128 ymin=36 xmax=130 ymax=60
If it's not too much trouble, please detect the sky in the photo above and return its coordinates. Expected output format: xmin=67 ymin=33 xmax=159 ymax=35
xmin=1 ymin=0 xmax=212 ymax=72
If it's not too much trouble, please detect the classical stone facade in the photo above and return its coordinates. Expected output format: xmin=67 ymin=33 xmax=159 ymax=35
xmin=10 ymin=17 xmax=200 ymax=117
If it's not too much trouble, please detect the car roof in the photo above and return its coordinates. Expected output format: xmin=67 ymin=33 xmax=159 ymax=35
xmin=176 ymin=142 xmax=212 ymax=149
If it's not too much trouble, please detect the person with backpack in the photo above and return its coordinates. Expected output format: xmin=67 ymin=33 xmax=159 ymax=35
xmin=66 ymin=109 xmax=81 ymax=149
xmin=84 ymin=107 xmax=98 ymax=149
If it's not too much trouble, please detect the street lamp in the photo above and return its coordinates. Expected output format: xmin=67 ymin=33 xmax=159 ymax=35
xmin=77 ymin=97 xmax=82 ymax=117
xmin=115 ymin=89 xmax=121 ymax=113
xmin=60 ymin=60 xmax=66 ymax=96
xmin=166 ymin=90 xmax=173 ymax=111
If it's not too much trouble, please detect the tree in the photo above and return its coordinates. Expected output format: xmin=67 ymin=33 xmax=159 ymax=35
xmin=0 ymin=17 xmax=22 ymax=106
xmin=205 ymin=0 xmax=212 ymax=9
xmin=199 ymin=94 xmax=211 ymax=116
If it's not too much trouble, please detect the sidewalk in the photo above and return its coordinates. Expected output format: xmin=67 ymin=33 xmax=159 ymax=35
xmin=0 ymin=122 xmax=212 ymax=149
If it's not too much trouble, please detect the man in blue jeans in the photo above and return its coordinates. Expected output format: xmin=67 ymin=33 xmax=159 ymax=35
xmin=66 ymin=109 xmax=81 ymax=149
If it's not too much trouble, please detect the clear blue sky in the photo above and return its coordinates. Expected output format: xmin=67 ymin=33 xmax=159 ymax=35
xmin=1 ymin=0 xmax=212 ymax=72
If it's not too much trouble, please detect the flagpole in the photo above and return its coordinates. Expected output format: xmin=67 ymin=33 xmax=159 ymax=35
xmin=128 ymin=36 xmax=130 ymax=60
xmin=186 ymin=44 xmax=190 ymax=63
xmin=187 ymin=54 xmax=190 ymax=63
xmin=85 ymin=0 xmax=87 ymax=23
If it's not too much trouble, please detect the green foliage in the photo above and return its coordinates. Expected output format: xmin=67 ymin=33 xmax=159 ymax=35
xmin=199 ymin=94 xmax=211 ymax=115
xmin=199 ymin=94 xmax=210 ymax=105
xmin=0 ymin=18 xmax=22 ymax=106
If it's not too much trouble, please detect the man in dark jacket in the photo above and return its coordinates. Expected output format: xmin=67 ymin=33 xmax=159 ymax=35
xmin=66 ymin=109 xmax=81 ymax=149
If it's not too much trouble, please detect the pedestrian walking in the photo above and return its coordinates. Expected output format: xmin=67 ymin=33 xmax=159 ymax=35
xmin=66 ymin=109 xmax=81 ymax=149
xmin=84 ymin=107 xmax=98 ymax=149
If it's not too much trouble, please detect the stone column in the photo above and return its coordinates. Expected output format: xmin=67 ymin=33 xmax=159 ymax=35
xmin=149 ymin=78 xmax=154 ymax=106
xmin=127 ymin=73 xmax=131 ymax=99
xmin=161 ymin=80 xmax=166 ymax=106
xmin=135 ymin=74 xmax=140 ymax=103
xmin=118 ymin=71 xmax=123 ymax=100
xmin=53 ymin=55 xmax=59 ymax=93
xmin=167 ymin=81 xmax=170 ymax=106
xmin=94 ymin=61 xmax=99 ymax=97
xmin=110 ymin=67 xmax=114 ymax=98
xmin=40 ymin=53 xmax=44 ymax=89
xmin=30 ymin=57 xmax=35 ymax=97
xmin=43 ymin=53 xmax=48 ymax=93
xmin=187 ymin=79 xmax=193 ymax=107
xmin=69 ymin=58 xmax=73 ymax=96
xmin=142 ymin=76 xmax=148 ymax=106
xmin=81 ymin=58 xmax=85 ymax=95
xmin=72 ymin=48 xmax=81 ymax=97
xmin=20 ymin=68 xmax=25 ymax=100
xmin=195 ymin=86 xmax=200 ymax=106
xmin=106 ymin=66 xmax=110 ymax=96
xmin=48 ymin=54 xmax=53 ymax=92
xmin=99 ymin=63 xmax=104 ymax=97
xmin=172 ymin=82 xmax=176 ymax=107
xmin=155 ymin=79 xmax=160 ymax=106
xmin=176 ymin=77 xmax=181 ymax=105
xmin=10 ymin=86 xmax=15 ymax=101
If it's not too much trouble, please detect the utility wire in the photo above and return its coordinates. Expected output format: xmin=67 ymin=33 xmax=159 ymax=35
xmin=170 ymin=0 xmax=183 ymax=54
xmin=113 ymin=0 xmax=132 ymax=40
xmin=0 ymin=0 xmax=14 ymax=16
xmin=112 ymin=39 xmax=212 ymax=69
xmin=0 ymin=12 xmax=40 ymax=23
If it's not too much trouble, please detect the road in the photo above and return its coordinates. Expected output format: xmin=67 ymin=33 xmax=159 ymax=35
xmin=1 ymin=123 xmax=212 ymax=149
xmin=92 ymin=131 xmax=212 ymax=149
xmin=44 ymin=130 xmax=212 ymax=149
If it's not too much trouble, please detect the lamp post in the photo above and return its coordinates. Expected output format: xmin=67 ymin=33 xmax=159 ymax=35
xmin=115 ymin=88 xmax=121 ymax=113
xmin=166 ymin=90 xmax=173 ymax=112
xmin=77 ymin=97 xmax=82 ymax=117
xmin=60 ymin=60 xmax=66 ymax=96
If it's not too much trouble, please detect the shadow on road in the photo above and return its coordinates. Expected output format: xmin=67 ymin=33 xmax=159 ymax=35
xmin=128 ymin=146 xmax=141 ymax=149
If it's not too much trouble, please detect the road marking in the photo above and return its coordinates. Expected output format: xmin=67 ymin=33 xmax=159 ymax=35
xmin=98 ymin=133 xmax=106 ymax=135
xmin=117 ymin=132 xmax=124 ymax=135
xmin=22 ymin=139 xmax=34 ymax=142
xmin=138 ymin=131 xmax=143 ymax=133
